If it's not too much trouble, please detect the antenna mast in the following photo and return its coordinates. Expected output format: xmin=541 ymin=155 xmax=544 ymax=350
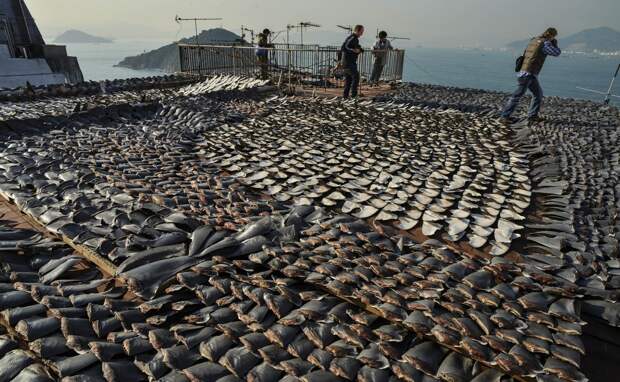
xmin=298 ymin=22 xmax=320 ymax=46
xmin=286 ymin=22 xmax=321 ymax=46
xmin=241 ymin=25 xmax=255 ymax=44
xmin=175 ymin=16 xmax=223 ymax=45
xmin=576 ymin=63 xmax=620 ymax=105
xmin=337 ymin=25 xmax=353 ymax=34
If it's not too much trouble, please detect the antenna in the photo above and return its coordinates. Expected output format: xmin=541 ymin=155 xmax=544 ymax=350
xmin=286 ymin=24 xmax=295 ymax=46
xmin=175 ymin=15 xmax=223 ymax=45
xmin=298 ymin=22 xmax=320 ymax=46
xmin=300 ymin=22 xmax=321 ymax=28
xmin=241 ymin=25 xmax=255 ymax=44
xmin=337 ymin=25 xmax=353 ymax=34
xmin=285 ymin=22 xmax=321 ymax=45
xmin=270 ymin=29 xmax=286 ymax=43
xmin=576 ymin=63 xmax=620 ymax=105
xmin=374 ymin=29 xmax=411 ymax=42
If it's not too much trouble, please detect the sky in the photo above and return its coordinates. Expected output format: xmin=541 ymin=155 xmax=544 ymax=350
xmin=27 ymin=0 xmax=620 ymax=48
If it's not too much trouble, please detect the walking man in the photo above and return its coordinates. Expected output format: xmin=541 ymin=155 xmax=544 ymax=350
xmin=500 ymin=28 xmax=561 ymax=124
xmin=340 ymin=25 xmax=364 ymax=98
xmin=370 ymin=31 xmax=393 ymax=85
xmin=256 ymin=29 xmax=273 ymax=80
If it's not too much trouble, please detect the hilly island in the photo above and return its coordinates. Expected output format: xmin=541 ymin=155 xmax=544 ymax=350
xmin=116 ymin=28 xmax=241 ymax=72
xmin=54 ymin=29 xmax=114 ymax=44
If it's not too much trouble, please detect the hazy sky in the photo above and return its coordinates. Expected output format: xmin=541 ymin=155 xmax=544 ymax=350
xmin=28 ymin=0 xmax=620 ymax=48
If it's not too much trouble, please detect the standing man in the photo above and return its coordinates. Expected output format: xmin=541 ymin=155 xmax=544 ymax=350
xmin=500 ymin=28 xmax=561 ymax=124
xmin=370 ymin=31 xmax=393 ymax=85
xmin=340 ymin=25 xmax=364 ymax=99
xmin=256 ymin=29 xmax=273 ymax=80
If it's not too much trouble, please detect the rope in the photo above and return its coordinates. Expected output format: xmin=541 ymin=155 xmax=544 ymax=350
xmin=404 ymin=55 xmax=444 ymax=84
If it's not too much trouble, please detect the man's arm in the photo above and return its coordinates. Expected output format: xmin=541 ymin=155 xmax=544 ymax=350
xmin=344 ymin=36 xmax=357 ymax=52
xmin=372 ymin=41 xmax=380 ymax=56
xmin=543 ymin=40 xmax=561 ymax=57
xmin=344 ymin=36 xmax=362 ymax=54
xmin=353 ymin=36 xmax=362 ymax=52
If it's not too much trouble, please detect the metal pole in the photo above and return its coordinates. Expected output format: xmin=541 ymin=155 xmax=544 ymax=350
xmin=604 ymin=64 xmax=620 ymax=105
xmin=288 ymin=46 xmax=292 ymax=87
xmin=195 ymin=19 xmax=199 ymax=45
xmin=232 ymin=47 xmax=236 ymax=75
xmin=175 ymin=17 xmax=222 ymax=46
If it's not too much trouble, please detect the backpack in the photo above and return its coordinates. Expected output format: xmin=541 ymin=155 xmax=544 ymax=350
xmin=515 ymin=55 xmax=525 ymax=72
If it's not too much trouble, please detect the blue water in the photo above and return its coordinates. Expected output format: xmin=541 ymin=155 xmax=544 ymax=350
xmin=63 ymin=40 xmax=167 ymax=82
xmin=403 ymin=48 xmax=619 ymax=105
xmin=64 ymin=41 xmax=619 ymax=105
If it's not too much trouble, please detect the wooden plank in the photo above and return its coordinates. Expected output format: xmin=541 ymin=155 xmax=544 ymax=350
xmin=60 ymin=236 xmax=117 ymax=277
xmin=0 ymin=195 xmax=116 ymax=277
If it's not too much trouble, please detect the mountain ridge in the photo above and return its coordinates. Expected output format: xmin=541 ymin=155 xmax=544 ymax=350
xmin=116 ymin=28 xmax=242 ymax=72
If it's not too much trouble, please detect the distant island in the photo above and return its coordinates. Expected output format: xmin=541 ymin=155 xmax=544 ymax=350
xmin=507 ymin=26 xmax=620 ymax=53
xmin=54 ymin=30 xmax=113 ymax=44
xmin=116 ymin=28 xmax=242 ymax=72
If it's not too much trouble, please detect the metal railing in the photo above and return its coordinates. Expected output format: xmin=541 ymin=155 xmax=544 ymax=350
xmin=178 ymin=43 xmax=405 ymax=87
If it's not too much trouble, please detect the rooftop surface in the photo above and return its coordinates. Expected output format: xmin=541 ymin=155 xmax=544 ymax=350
xmin=0 ymin=75 xmax=618 ymax=382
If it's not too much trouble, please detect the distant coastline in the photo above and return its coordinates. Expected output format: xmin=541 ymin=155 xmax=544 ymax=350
xmin=54 ymin=29 xmax=113 ymax=44
xmin=506 ymin=26 xmax=620 ymax=54
xmin=457 ymin=46 xmax=620 ymax=57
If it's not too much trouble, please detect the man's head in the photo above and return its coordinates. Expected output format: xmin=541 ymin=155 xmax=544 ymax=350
xmin=354 ymin=25 xmax=364 ymax=37
xmin=263 ymin=28 xmax=271 ymax=36
xmin=542 ymin=27 xmax=558 ymax=40
xmin=379 ymin=31 xmax=388 ymax=40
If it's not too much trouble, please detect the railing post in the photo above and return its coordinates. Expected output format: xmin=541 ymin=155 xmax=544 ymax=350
xmin=232 ymin=47 xmax=236 ymax=75
xmin=288 ymin=47 xmax=292 ymax=87
xmin=179 ymin=45 xmax=184 ymax=73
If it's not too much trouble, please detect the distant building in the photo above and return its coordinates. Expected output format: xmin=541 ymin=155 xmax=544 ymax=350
xmin=0 ymin=0 xmax=83 ymax=88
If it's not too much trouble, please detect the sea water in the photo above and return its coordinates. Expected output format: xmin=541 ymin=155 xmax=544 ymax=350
xmin=404 ymin=47 xmax=619 ymax=105
xmin=64 ymin=40 xmax=619 ymax=105
xmin=63 ymin=40 xmax=168 ymax=81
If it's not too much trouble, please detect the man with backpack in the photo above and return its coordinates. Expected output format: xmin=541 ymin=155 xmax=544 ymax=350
xmin=340 ymin=25 xmax=365 ymax=98
xmin=499 ymin=27 xmax=561 ymax=125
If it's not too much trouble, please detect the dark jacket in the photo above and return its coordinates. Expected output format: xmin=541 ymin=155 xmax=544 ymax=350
xmin=340 ymin=34 xmax=362 ymax=67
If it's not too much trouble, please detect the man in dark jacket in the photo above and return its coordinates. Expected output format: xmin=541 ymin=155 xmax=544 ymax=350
xmin=340 ymin=25 xmax=364 ymax=98
xmin=256 ymin=29 xmax=274 ymax=80
xmin=500 ymin=27 xmax=561 ymax=124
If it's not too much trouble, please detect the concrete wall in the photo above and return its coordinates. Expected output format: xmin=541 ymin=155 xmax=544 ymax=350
xmin=43 ymin=45 xmax=68 ymax=58
xmin=0 ymin=45 xmax=66 ymax=88
xmin=45 ymin=55 xmax=83 ymax=84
